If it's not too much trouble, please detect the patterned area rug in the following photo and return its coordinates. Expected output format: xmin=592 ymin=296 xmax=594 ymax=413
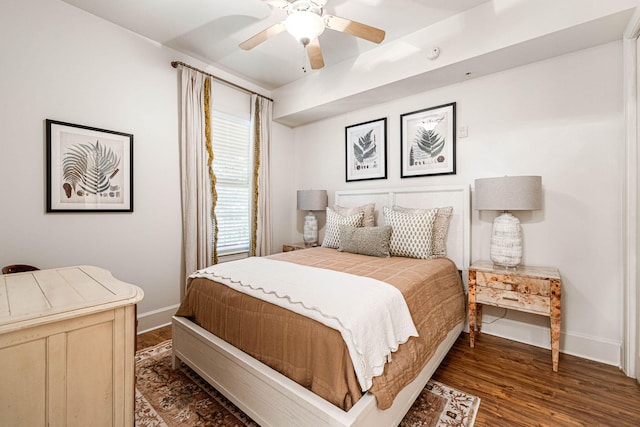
xmin=135 ymin=341 xmax=479 ymax=427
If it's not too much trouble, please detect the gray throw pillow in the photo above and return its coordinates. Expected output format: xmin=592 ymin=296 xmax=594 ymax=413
xmin=337 ymin=225 xmax=392 ymax=258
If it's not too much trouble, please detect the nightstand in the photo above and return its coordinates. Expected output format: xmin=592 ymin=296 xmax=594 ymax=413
xmin=282 ymin=242 xmax=313 ymax=252
xmin=468 ymin=260 xmax=562 ymax=371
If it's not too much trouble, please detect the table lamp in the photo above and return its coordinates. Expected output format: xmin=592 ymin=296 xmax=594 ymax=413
xmin=474 ymin=176 xmax=542 ymax=268
xmin=297 ymin=189 xmax=327 ymax=246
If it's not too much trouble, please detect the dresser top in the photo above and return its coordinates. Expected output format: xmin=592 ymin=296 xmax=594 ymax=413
xmin=470 ymin=260 xmax=561 ymax=280
xmin=0 ymin=265 xmax=144 ymax=332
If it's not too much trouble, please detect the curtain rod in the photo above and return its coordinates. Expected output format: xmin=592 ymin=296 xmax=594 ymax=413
xmin=171 ymin=61 xmax=274 ymax=103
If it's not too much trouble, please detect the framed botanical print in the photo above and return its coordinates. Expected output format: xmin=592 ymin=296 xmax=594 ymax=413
xmin=400 ymin=102 xmax=456 ymax=178
xmin=46 ymin=119 xmax=133 ymax=212
xmin=345 ymin=117 xmax=387 ymax=182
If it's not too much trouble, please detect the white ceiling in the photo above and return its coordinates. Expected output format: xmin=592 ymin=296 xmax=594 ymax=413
xmin=61 ymin=0 xmax=491 ymax=90
xmin=60 ymin=0 xmax=638 ymax=126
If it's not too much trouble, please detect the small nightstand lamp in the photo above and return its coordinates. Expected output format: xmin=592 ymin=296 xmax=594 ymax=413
xmin=297 ymin=189 xmax=327 ymax=246
xmin=474 ymin=176 xmax=542 ymax=268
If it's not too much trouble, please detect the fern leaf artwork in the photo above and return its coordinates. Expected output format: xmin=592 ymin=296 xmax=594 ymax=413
xmin=401 ymin=103 xmax=455 ymax=177
xmin=414 ymin=128 xmax=445 ymax=158
xmin=62 ymin=140 xmax=120 ymax=197
xmin=353 ymin=129 xmax=377 ymax=164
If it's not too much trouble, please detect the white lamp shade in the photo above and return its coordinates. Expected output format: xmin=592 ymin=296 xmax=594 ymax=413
xmin=285 ymin=11 xmax=325 ymax=46
xmin=297 ymin=189 xmax=327 ymax=211
xmin=474 ymin=176 xmax=542 ymax=211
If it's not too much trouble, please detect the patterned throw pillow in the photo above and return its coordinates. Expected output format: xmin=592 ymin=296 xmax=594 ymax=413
xmin=383 ymin=206 xmax=438 ymax=259
xmin=321 ymin=208 xmax=364 ymax=249
xmin=338 ymin=225 xmax=392 ymax=258
xmin=393 ymin=205 xmax=453 ymax=258
xmin=430 ymin=206 xmax=453 ymax=258
xmin=333 ymin=203 xmax=376 ymax=227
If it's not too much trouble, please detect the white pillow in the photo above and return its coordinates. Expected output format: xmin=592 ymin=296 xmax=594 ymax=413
xmin=333 ymin=203 xmax=376 ymax=227
xmin=322 ymin=208 xmax=364 ymax=249
xmin=383 ymin=206 xmax=438 ymax=259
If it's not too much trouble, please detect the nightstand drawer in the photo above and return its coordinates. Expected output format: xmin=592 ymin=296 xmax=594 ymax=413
xmin=476 ymin=286 xmax=551 ymax=315
xmin=476 ymin=271 xmax=550 ymax=296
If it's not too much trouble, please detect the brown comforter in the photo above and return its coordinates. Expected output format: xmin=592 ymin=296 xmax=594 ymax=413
xmin=175 ymin=247 xmax=465 ymax=411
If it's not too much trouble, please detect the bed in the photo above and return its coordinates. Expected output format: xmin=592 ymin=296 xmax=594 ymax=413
xmin=171 ymin=185 xmax=470 ymax=426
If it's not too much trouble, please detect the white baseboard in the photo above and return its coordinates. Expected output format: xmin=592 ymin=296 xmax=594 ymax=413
xmin=478 ymin=314 xmax=622 ymax=368
xmin=137 ymin=304 xmax=180 ymax=334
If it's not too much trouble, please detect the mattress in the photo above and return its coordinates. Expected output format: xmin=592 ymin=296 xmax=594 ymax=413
xmin=174 ymin=247 xmax=465 ymax=411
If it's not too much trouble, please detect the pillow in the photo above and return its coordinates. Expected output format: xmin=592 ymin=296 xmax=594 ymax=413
xmin=337 ymin=225 xmax=392 ymax=258
xmin=321 ymin=208 xmax=364 ymax=249
xmin=383 ymin=206 xmax=438 ymax=259
xmin=430 ymin=207 xmax=453 ymax=258
xmin=333 ymin=203 xmax=376 ymax=227
xmin=393 ymin=205 xmax=453 ymax=259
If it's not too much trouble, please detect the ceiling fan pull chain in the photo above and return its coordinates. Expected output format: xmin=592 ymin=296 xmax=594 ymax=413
xmin=302 ymin=46 xmax=308 ymax=73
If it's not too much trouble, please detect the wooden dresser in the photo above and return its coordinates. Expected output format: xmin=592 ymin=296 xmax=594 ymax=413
xmin=0 ymin=265 xmax=144 ymax=426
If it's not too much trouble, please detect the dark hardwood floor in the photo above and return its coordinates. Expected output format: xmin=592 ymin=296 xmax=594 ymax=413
xmin=137 ymin=326 xmax=640 ymax=426
xmin=137 ymin=325 xmax=172 ymax=351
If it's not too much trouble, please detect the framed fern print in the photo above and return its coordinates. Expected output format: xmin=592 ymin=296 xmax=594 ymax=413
xmin=400 ymin=102 xmax=456 ymax=178
xmin=345 ymin=117 xmax=387 ymax=182
xmin=46 ymin=120 xmax=133 ymax=212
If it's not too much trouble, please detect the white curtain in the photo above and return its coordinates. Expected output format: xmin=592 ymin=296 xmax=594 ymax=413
xmin=179 ymin=68 xmax=215 ymax=280
xmin=250 ymin=94 xmax=273 ymax=256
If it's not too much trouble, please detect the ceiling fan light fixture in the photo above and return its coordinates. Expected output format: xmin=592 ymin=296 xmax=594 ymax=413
xmin=285 ymin=11 xmax=325 ymax=47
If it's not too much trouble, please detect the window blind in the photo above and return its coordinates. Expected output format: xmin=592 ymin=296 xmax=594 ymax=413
xmin=211 ymin=111 xmax=251 ymax=255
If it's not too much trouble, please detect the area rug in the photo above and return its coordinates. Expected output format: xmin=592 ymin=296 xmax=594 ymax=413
xmin=135 ymin=340 xmax=480 ymax=427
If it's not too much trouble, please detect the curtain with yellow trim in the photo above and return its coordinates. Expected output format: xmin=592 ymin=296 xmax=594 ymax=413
xmin=249 ymin=94 xmax=273 ymax=256
xmin=179 ymin=68 xmax=217 ymax=288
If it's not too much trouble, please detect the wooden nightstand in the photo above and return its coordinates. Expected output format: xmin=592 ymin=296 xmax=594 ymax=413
xmin=282 ymin=242 xmax=313 ymax=252
xmin=468 ymin=260 xmax=562 ymax=371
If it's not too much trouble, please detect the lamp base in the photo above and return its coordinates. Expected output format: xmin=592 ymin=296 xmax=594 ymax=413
xmin=303 ymin=211 xmax=318 ymax=246
xmin=490 ymin=212 xmax=522 ymax=268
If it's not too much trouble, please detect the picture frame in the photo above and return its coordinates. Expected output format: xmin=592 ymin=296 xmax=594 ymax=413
xmin=46 ymin=119 xmax=133 ymax=212
xmin=345 ymin=117 xmax=387 ymax=182
xmin=400 ymin=102 xmax=456 ymax=178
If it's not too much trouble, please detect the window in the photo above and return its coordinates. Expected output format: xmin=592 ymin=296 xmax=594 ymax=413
xmin=211 ymin=111 xmax=251 ymax=256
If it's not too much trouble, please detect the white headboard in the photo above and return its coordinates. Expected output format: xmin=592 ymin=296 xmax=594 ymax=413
xmin=334 ymin=185 xmax=470 ymax=272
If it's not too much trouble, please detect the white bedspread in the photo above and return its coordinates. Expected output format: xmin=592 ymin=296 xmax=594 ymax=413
xmin=189 ymin=257 xmax=419 ymax=391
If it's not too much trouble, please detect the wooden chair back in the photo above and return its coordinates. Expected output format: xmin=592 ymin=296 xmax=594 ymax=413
xmin=2 ymin=264 xmax=40 ymax=275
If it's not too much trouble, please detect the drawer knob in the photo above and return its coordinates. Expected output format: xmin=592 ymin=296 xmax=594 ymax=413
xmin=502 ymin=296 xmax=520 ymax=302
xmin=503 ymin=280 xmax=518 ymax=286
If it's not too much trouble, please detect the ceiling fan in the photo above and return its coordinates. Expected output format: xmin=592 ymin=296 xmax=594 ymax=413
xmin=239 ymin=0 xmax=386 ymax=70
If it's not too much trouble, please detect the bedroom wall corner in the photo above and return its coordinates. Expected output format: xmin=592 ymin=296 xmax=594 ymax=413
xmin=270 ymin=122 xmax=297 ymax=252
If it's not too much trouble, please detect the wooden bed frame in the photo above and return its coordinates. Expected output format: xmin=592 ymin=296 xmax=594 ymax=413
xmin=172 ymin=185 xmax=470 ymax=427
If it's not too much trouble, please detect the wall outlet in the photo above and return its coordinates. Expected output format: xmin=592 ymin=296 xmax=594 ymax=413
xmin=458 ymin=125 xmax=468 ymax=138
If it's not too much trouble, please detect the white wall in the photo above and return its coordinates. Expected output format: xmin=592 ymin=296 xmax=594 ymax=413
xmin=292 ymin=41 xmax=625 ymax=366
xmin=0 ymin=0 xmax=295 ymax=331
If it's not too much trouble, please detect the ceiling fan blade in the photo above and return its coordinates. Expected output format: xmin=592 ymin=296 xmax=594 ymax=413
xmin=324 ymin=15 xmax=385 ymax=44
xmin=239 ymin=23 xmax=286 ymax=50
xmin=307 ymin=37 xmax=325 ymax=69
